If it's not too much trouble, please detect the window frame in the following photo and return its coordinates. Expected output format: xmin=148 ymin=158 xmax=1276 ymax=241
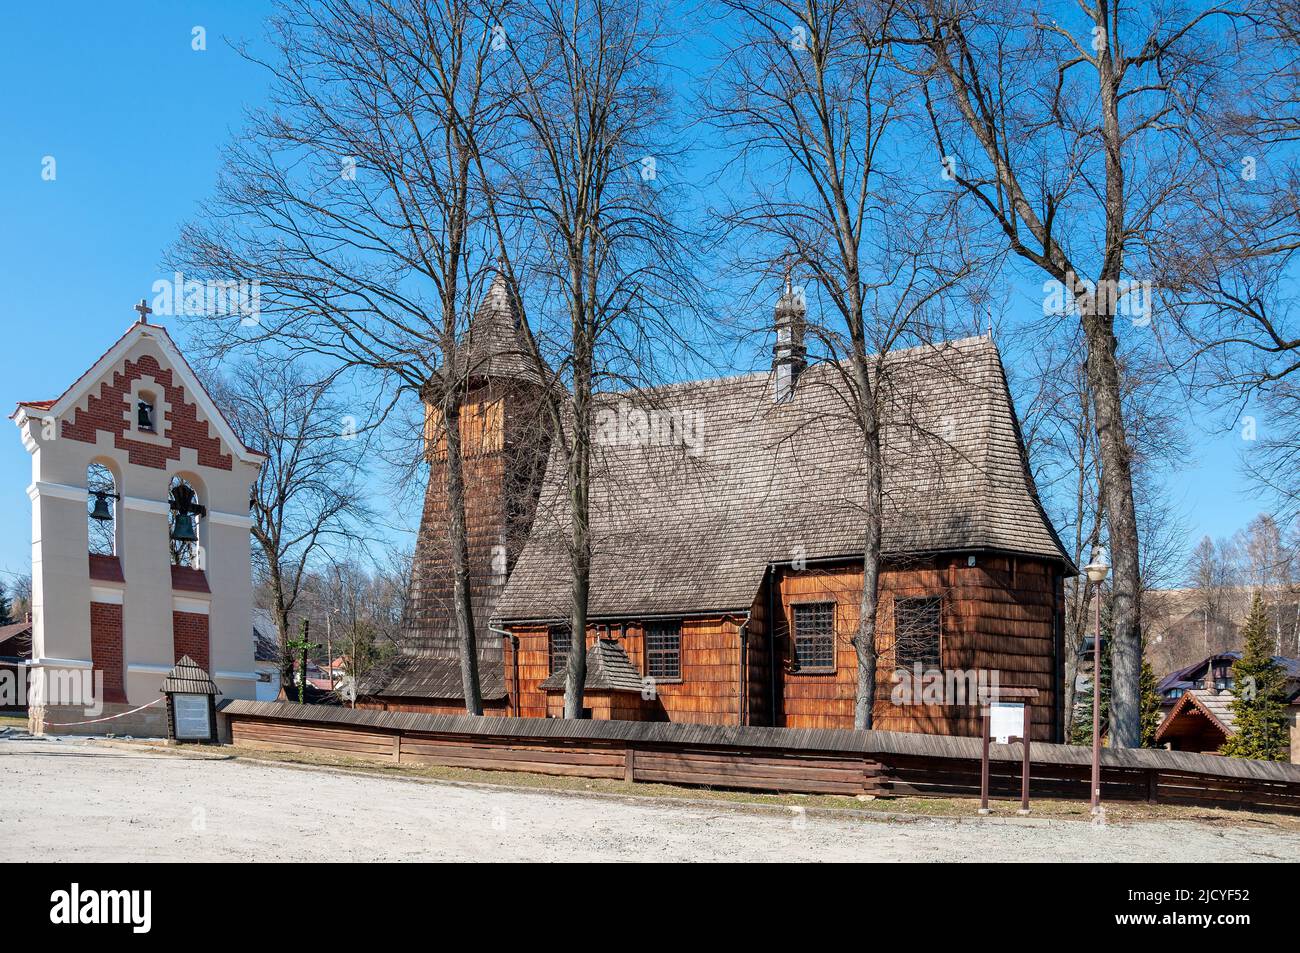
xmin=548 ymin=624 xmax=573 ymax=676
xmin=893 ymin=595 xmax=943 ymax=672
xmin=643 ymin=620 xmax=682 ymax=682
xmin=790 ymin=600 xmax=837 ymax=674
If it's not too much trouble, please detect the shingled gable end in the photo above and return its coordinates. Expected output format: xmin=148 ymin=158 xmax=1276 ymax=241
xmin=12 ymin=318 xmax=265 ymax=737
xmin=361 ymin=279 xmax=1074 ymax=741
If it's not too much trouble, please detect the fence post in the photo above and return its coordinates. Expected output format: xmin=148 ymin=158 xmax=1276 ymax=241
xmin=979 ymin=710 xmax=991 ymax=814
xmin=1147 ymin=769 xmax=1159 ymax=805
xmin=1018 ymin=701 xmax=1031 ymax=815
xmin=624 ymin=745 xmax=636 ymax=783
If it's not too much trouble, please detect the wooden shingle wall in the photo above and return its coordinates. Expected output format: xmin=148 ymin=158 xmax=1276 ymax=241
xmin=397 ymin=378 xmax=553 ymax=691
xmin=773 ymin=554 xmax=1059 ymax=739
xmin=513 ymin=618 xmax=747 ymax=724
xmin=500 ymin=553 xmax=1061 ymax=737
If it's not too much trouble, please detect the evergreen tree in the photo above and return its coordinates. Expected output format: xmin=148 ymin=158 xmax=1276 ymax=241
xmin=1139 ymin=654 xmax=1162 ymax=747
xmin=1072 ymin=603 xmax=1112 ymax=746
xmin=0 ymin=584 xmax=12 ymax=626
xmin=1221 ymin=594 xmax=1290 ymax=761
xmin=286 ymin=618 xmax=318 ymax=704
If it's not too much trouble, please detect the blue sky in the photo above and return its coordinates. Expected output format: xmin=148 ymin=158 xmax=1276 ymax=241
xmin=0 ymin=0 xmax=1269 ymax=591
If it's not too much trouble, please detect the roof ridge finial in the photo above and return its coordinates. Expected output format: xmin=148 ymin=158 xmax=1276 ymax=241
xmin=134 ymin=297 xmax=153 ymax=325
xmin=784 ymin=268 xmax=792 ymax=297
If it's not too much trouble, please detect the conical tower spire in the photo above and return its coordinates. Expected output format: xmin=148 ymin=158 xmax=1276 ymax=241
xmin=457 ymin=267 xmax=540 ymax=383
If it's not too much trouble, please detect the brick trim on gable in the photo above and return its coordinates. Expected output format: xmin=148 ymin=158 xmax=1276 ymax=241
xmin=61 ymin=353 xmax=233 ymax=471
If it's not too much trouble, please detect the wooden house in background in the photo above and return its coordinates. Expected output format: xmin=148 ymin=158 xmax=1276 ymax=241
xmin=0 ymin=620 xmax=33 ymax=713
xmin=1155 ymin=653 xmax=1300 ymax=761
xmin=360 ymin=277 xmax=1075 ymax=741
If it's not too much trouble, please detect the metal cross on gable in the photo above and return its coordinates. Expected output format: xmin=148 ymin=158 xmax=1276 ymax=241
xmin=134 ymin=298 xmax=152 ymax=323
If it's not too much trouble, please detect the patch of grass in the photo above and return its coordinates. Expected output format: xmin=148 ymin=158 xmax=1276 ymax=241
xmin=0 ymin=714 xmax=28 ymax=731
xmin=103 ymin=738 xmax=1300 ymax=830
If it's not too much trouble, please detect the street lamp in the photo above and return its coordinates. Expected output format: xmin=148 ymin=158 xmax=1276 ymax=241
xmin=1082 ymin=545 xmax=1110 ymax=813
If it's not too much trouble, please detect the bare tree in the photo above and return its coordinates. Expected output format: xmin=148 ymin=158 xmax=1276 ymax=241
xmin=1238 ymin=0 xmax=1300 ymax=143
xmin=896 ymin=0 xmax=1248 ymax=746
xmin=212 ymin=360 xmax=371 ymax=696
xmin=482 ymin=0 xmax=699 ymax=717
xmin=171 ymin=0 xmax=515 ymax=714
xmin=1017 ymin=331 xmax=1188 ymax=733
xmin=1233 ymin=513 xmax=1298 ymax=654
xmin=8 ymin=574 xmax=31 ymax=622
xmin=1186 ymin=535 xmax=1239 ymax=656
xmin=709 ymin=0 xmax=978 ymax=727
xmin=307 ymin=559 xmax=398 ymax=706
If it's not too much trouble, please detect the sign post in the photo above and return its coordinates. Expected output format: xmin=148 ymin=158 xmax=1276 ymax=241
xmin=161 ymin=655 xmax=221 ymax=744
xmin=978 ymin=687 xmax=1040 ymax=816
xmin=979 ymin=709 xmax=991 ymax=813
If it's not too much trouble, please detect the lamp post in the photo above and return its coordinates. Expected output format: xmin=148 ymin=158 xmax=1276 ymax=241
xmin=1082 ymin=545 xmax=1111 ymax=813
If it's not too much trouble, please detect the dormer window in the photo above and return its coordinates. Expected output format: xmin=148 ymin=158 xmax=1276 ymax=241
xmin=137 ymin=395 xmax=156 ymax=432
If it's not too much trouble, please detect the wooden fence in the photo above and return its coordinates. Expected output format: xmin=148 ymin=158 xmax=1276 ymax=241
xmin=218 ymin=700 xmax=1300 ymax=812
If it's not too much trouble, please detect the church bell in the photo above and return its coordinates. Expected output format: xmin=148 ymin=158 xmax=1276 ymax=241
xmin=169 ymin=483 xmax=204 ymax=542
xmin=89 ymin=492 xmax=114 ymax=522
xmin=171 ymin=512 xmax=199 ymax=543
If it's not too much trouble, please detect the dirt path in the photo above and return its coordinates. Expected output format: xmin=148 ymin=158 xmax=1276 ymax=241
xmin=1 ymin=738 xmax=1294 ymax=862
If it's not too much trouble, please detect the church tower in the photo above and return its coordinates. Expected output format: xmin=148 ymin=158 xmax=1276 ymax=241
xmin=11 ymin=304 xmax=265 ymax=735
xmin=360 ymin=273 xmax=553 ymax=712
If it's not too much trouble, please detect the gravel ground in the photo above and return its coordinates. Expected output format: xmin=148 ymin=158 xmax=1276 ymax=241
xmin=2 ymin=737 xmax=1295 ymax=862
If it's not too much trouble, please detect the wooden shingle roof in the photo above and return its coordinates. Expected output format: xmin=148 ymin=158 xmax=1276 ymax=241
xmin=539 ymin=639 xmax=644 ymax=693
xmin=0 ymin=621 xmax=32 ymax=663
xmin=161 ymin=655 xmax=220 ymax=695
xmin=359 ymin=650 xmax=508 ymax=701
xmin=449 ymin=273 xmax=547 ymax=385
xmin=1156 ymin=689 xmax=1239 ymax=746
xmin=1189 ymin=690 xmax=1238 ymax=733
xmin=495 ymin=336 xmax=1071 ymax=621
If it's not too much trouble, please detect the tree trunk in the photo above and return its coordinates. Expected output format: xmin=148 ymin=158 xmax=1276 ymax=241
xmin=1087 ymin=1 xmax=1142 ymax=749
xmin=855 ymin=387 xmax=883 ymax=730
xmin=1081 ymin=312 xmax=1142 ymax=748
xmin=564 ymin=417 xmax=592 ymax=719
xmin=442 ymin=395 xmax=483 ymax=716
xmin=270 ymin=566 xmax=294 ymax=701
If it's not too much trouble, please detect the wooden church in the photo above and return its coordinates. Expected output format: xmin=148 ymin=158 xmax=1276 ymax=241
xmin=360 ymin=277 xmax=1075 ymax=741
